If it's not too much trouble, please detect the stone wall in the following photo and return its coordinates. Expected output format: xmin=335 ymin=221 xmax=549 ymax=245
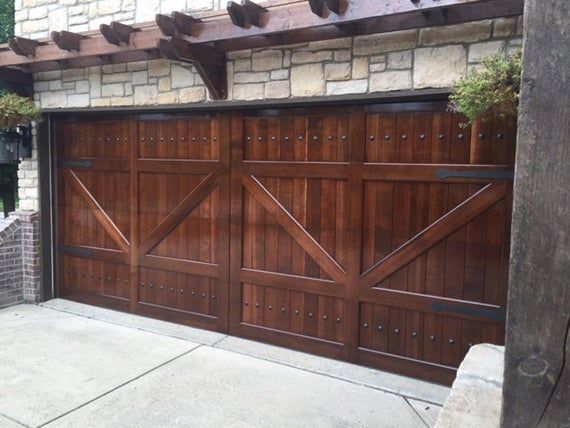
xmin=14 ymin=0 xmax=523 ymax=219
xmin=0 ymin=211 xmax=41 ymax=308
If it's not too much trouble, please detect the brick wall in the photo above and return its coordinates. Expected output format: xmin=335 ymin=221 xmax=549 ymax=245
xmin=0 ymin=211 xmax=41 ymax=308
xmin=0 ymin=216 xmax=23 ymax=308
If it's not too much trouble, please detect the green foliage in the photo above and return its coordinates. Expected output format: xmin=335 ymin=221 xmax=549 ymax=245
xmin=449 ymin=50 xmax=522 ymax=127
xmin=0 ymin=0 xmax=17 ymax=198
xmin=0 ymin=93 xmax=43 ymax=127
xmin=0 ymin=0 xmax=14 ymax=44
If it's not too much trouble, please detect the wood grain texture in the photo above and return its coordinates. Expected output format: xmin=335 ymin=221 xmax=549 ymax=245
xmin=502 ymin=0 xmax=570 ymax=426
xmin=55 ymin=102 xmax=516 ymax=385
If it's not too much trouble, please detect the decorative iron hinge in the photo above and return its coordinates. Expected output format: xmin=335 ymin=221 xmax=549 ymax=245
xmin=432 ymin=301 xmax=506 ymax=322
xmin=59 ymin=245 xmax=93 ymax=258
xmin=58 ymin=160 xmax=92 ymax=169
xmin=436 ymin=169 xmax=514 ymax=180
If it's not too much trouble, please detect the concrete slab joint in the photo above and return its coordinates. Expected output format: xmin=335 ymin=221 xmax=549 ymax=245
xmin=0 ymin=211 xmax=41 ymax=308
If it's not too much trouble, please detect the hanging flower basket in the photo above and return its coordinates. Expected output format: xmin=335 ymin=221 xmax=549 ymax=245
xmin=0 ymin=94 xmax=42 ymax=164
xmin=448 ymin=50 xmax=522 ymax=128
xmin=0 ymin=94 xmax=42 ymax=129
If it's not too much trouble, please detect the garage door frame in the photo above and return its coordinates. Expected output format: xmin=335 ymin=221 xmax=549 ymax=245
xmin=39 ymin=89 xmax=512 ymax=384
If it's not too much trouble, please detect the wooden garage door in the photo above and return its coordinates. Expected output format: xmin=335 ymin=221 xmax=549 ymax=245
xmin=57 ymin=114 xmax=231 ymax=332
xmin=56 ymin=102 xmax=514 ymax=384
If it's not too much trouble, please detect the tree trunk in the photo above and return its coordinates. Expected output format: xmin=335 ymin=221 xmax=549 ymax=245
xmin=0 ymin=186 xmax=15 ymax=217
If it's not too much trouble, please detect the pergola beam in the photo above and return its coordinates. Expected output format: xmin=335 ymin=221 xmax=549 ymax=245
xmin=0 ymin=0 xmax=523 ymax=98
xmin=0 ymin=0 xmax=522 ymax=69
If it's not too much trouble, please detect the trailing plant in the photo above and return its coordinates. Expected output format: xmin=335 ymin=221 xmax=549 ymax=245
xmin=448 ymin=50 xmax=522 ymax=127
xmin=0 ymin=0 xmax=18 ymax=215
xmin=0 ymin=93 xmax=42 ymax=128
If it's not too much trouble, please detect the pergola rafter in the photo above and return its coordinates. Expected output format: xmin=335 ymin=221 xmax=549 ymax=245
xmin=0 ymin=0 xmax=523 ymax=100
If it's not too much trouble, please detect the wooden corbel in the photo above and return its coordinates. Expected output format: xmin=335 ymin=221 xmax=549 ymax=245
xmin=156 ymin=12 xmax=201 ymax=37
xmin=157 ymin=37 xmax=227 ymax=100
xmin=308 ymin=0 xmax=343 ymax=17
xmin=100 ymin=22 xmax=138 ymax=46
xmin=51 ymin=31 xmax=83 ymax=51
xmin=8 ymin=37 xmax=40 ymax=57
xmin=227 ymin=0 xmax=268 ymax=28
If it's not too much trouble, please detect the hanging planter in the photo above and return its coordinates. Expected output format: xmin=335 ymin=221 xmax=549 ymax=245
xmin=448 ymin=50 xmax=522 ymax=128
xmin=0 ymin=94 xmax=42 ymax=164
xmin=447 ymin=50 xmax=522 ymax=166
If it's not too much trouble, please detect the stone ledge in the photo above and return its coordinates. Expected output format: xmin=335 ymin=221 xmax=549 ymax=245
xmin=435 ymin=344 xmax=504 ymax=428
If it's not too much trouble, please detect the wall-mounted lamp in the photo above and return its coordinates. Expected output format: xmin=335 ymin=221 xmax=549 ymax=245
xmin=0 ymin=125 xmax=32 ymax=164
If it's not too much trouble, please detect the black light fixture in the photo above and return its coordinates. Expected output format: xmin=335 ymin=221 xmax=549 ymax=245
xmin=0 ymin=125 xmax=32 ymax=164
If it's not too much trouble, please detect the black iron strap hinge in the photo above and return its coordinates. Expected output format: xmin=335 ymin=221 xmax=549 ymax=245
xmin=432 ymin=302 xmax=506 ymax=322
xmin=437 ymin=169 xmax=514 ymax=180
xmin=57 ymin=160 xmax=92 ymax=169
xmin=59 ymin=245 xmax=93 ymax=258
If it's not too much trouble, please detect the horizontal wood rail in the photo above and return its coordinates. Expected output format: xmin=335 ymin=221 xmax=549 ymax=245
xmin=0 ymin=0 xmax=523 ymax=99
xmin=240 ymin=268 xmax=342 ymax=297
xmin=139 ymin=254 xmax=221 ymax=278
xmin=359 ymin=287 xmax=505 ymax=324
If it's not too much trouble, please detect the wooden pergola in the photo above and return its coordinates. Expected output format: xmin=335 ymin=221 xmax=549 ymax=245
xmin=0 ymin=0 xmax=523 ymax=99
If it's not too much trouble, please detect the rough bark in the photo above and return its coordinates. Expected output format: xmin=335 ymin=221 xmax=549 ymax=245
xmin=501 ymin=0 xmax=570 ymax=427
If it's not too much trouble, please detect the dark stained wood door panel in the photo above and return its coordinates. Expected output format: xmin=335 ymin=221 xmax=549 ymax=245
xmin=55 ymin=102 xmax=515 ymax=384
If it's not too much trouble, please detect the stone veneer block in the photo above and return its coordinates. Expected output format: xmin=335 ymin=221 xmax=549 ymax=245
xmin=326 ymin=79 xmax=368 ymax=95
xmin=353 ymin=30 xmax=417 ymax=55
xmin=370 ymin=70 xmax=412 ymax=92
xmin=493 ymin=17 xmax=518 ymax=37
xmin=291 ymin=63 xmax=325 ymax=97
xmin=233 ymin=83 xmax=265 ymax=100
xmin=134 ymin=85 xmax=159 ymax=105
xmin=418 ymin=21 xmax=493 ymax=46
xmin=387 ymin=50 xmax=413 ymax=70
xmin=179 ymin=87 xmax=206 ymax=103
xmin=264 ymin=81 xmax=290 ymax=99
xmin=468 ymin=41 xmax=507 ymax=63
xmin=252 ymin=50 xmax=283 ymax=71
xmin=324 ymin=63 xmax=351 ymax=81
xmin=171 ymin=65 xmax=195 ymax=88
xmin=352 ymin=57 xmax=369 ymax=79
xmin=291 ymin=50 xmax=333 ymax=64
xmin=413 ymin=46 xmax=467 ymax=88
xmin=148 ymin=59 xmax=171 ymax=77
xmin=435 ymin=344 xmax=504 ymax=428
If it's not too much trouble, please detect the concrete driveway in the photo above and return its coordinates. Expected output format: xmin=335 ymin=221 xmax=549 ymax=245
xmin=0 ymin=301 xmax=448 ymax=428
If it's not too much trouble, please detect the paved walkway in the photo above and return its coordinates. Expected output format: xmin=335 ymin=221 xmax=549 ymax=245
xmin=0 ymin=300 xmax=448 ymax=428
